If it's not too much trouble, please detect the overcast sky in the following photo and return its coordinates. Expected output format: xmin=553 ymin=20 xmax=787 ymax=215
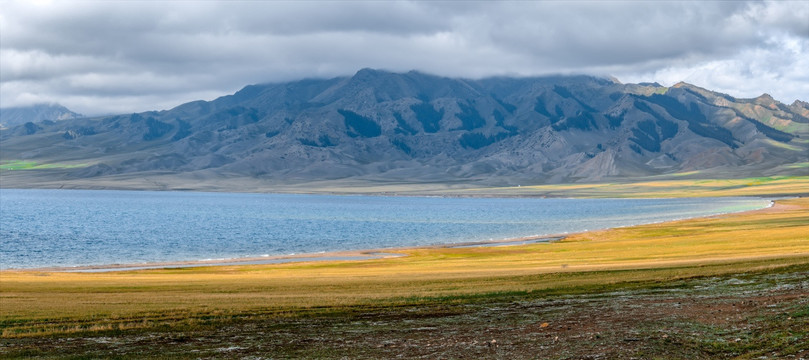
xmin=1 ymin=0 xmax=807 ymax=115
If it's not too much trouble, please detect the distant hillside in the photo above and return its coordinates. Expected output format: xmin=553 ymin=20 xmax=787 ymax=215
xmin=1 ymin=69 xmax=807 ymax=189
xmin=0 ymin=103 xmax=82 ymax=128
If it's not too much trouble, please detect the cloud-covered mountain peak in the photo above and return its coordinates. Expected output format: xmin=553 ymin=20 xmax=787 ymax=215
xmin=0 ymin=103 xmax=82 ymax=128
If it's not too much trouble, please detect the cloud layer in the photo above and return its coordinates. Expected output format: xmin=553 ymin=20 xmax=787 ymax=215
xmin=1 ymin=0 xmax=807 ymax=115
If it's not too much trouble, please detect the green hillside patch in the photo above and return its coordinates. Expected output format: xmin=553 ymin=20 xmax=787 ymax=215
xmin=459 ymin=132 xmax=511 ymax=149
xmin=410 ymin=102 xmax=443 ymax=133
xmin=339 ymin=109 xmax=382 ymax=138
xmin=0 ymin=160 xmax=88 ymax=171
xmin=765 ymin=139 xmax=803 ymax=151
xmin=453 ymin=102 xmax=486 ymax=131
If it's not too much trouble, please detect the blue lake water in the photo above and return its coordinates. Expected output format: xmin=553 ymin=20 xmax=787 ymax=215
xmin=0 ymin=189 xmax=771 ymax=269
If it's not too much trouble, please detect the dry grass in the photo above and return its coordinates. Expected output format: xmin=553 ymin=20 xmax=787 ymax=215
xmin=1 ymin=198 xmax=807 ymax=338
xmin=450 ymin=176 xmax=809 ymax=198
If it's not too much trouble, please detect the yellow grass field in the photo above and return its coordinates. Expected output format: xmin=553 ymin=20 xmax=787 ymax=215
xmin=448 ymin=176 xmax=809 ymax=198
xmin=1 ymin=197 xmax=807 ymax=338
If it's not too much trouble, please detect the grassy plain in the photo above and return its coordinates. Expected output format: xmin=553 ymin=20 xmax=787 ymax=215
xmin=1 ymin=182 xmax=807 ymax=358
xmin=2 ymin=198 xmax=807 ymax=327
xmin=443 ymin=175 xmax=809 ymax=198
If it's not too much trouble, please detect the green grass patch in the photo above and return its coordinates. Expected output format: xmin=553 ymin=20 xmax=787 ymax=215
xmin=785 ymin=162 xmax=809 ymax=169
xmin=0 ymin=160 xmax=87 ymax=171
xmin=743 ymin=175 xmax=789 ymax=185
xmin=765 ymin=139 xmax=804 ymax=151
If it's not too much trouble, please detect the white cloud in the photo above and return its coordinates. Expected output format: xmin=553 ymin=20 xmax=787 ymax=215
xmin=619 ymin=34 xmax=809 ymax=103
xmin=1 ymin=0 xmax=807 ymax=115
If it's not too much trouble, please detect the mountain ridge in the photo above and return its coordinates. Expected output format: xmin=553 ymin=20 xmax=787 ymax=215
xmin=1 ymin=69 xmax=807 ymax=190
xmin=0 ymin=103 xmax=83 ymax=129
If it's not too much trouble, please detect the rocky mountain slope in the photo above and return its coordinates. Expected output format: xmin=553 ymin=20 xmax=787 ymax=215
xmin=0 ymin=103 xmax=82 ymax=129
xmin=1 ymin=69 xmax=807 ymax=188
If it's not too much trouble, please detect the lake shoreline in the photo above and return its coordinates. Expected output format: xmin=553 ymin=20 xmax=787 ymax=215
xmin=2 ymin=174 xmax=808 ymax=199
xmin=3 ymin=197 xmax=806 ymax=357
xmin=5 ymin=198 xmax=782 ymax=273
xmin=9 ymin=235 xmax=567 ymax=273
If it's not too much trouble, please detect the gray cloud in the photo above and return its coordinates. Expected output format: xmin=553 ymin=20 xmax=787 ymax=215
xmin=1 ymin=0 xmax=807 ymax=115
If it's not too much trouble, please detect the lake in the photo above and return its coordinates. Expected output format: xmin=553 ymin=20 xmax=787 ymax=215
xmin=0 ymin=189 xmax=770 ymax=269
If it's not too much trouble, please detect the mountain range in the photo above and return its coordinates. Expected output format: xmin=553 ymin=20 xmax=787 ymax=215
xmin=0 ymin=103 xmax=82 ymax=129
xmin=1 ymin=69 xmax=807 ymax=190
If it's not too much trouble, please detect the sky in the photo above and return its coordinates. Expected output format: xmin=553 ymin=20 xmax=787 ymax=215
xmin=1 ymin=0 xmax=807 ymax=116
